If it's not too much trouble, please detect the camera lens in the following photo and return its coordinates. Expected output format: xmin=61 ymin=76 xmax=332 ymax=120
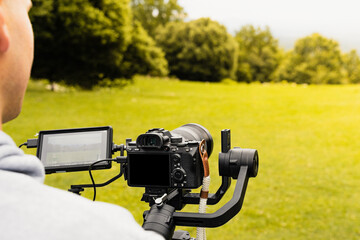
xmin=171 ymin=123 xmax=213 ymax=157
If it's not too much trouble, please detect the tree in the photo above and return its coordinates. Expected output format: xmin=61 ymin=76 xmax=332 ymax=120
xmin=156 ymin=18 xmax=238 ymax=82
xmin=235 ymin=25 xmax=280 ymax=83
xmin=131 ymin=0 xmax=186 ymax=38
xmin=343 ymin=50 xmax=360 ymax=83
xmin=276 ymin=33 xmax=347 ymax=84
xmin=30 ymin=0 xmax=168 ymax=89
xmin=120 ymin=21 xmax=168 ymax=78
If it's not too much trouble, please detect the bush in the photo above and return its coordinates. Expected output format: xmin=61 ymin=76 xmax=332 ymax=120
xmin=131 ymin=0 xmax=186 ymax=38
xmin=30 ymin=0 xmax=168 ymax=89
xmin=156 ymin=18 xmax=238 ymax=82
xmin=120 ymin=21 xmax=168 ymax=78
xmin=275 ymin=33 xmax=347 ymax=84
xmin=235 ymin=25 xmax=281 ymax=83
xmin=343 ymin=50 xmax=360 ymax=84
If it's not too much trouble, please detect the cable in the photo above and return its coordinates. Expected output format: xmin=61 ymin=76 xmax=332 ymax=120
xmin=88 ymin=158 xmax=120 ymax=201
xmin=89 ymin=159 xmax=112 ymax=201
xmin=18 ymin=143 xmax=27 ymax=148
xmin=19 ymin=139 xmax=38 ymax=149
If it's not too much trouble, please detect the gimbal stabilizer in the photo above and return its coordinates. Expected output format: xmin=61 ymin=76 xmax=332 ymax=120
xmin=142 ymin=129 xmax=259 ymax=240
xmin=32 ymin=126 xmax=259 ymax=240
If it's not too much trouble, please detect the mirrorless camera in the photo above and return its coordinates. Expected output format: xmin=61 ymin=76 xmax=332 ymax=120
xmin=126 ymin=123 xmax=213 ymax=189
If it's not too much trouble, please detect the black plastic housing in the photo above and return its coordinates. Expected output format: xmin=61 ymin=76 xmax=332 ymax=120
xmin=143 ymin=204 xmax=176 ymax=240
xmin=136 ymin=133 xmax=164 ymax=149
xmin=126 ymin=124 xmax=213 ymax=189
xmin=37 ymin=126 xmax=113 ymax=174
xmin=219 ymin=147 xmax=259 ymax=178
xmin=127 ymin=143 xmax=203 ymax=189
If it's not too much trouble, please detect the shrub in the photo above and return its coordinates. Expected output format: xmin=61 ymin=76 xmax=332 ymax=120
xmin=156 ymin=18 xmax=238 ymax=82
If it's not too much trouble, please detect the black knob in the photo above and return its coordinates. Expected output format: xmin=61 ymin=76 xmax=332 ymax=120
xmin=172 ymin=168 xmax=186 ymax=183
xmin=172 ymin=154 xmax=181 ymax=163
xmin=219 ymin=148 xmax=259 ymax=179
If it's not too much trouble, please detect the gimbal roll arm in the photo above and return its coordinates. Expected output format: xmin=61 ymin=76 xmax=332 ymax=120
xmin=172 ymin=166 xmax=250 ymax=227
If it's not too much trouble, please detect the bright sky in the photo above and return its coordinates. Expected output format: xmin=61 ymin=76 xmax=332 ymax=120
xmin=181 ymin=0 xmax=360 ymax=52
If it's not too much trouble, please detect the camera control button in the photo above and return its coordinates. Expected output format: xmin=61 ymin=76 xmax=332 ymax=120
xmin=172 ymin=154 xmax=181 ymax=163
xmin=171 ymin=136 xmax=182 ymax=143
xmin=172 ymin=168 xmax=186 ymax=183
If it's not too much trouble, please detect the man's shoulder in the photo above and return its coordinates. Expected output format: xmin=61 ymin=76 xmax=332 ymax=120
xmin=0 ymin=131 xmax=45 ymax=181
xmin=0 ymin=170 xmax=163 ymax=240
xmin=0 ymin=169 xmax=132 ymax=223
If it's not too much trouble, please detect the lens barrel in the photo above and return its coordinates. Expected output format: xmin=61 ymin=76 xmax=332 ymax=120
xmin=171 ymin=123 xmax=213 ymax=157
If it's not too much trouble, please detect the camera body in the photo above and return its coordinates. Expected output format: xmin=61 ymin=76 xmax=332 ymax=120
xmin=126 ymin=127 xmax=206 ymax=189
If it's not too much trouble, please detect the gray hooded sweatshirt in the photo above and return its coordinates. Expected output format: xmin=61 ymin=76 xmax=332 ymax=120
xmin=0 ymin=131 xmax=163 ymax=240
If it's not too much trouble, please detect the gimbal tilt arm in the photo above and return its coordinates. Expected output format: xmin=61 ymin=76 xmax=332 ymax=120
xmin=182 ymin=176 xmax=231 ymax=205
xmin=173 ymin=165 xmax=249 ymax=227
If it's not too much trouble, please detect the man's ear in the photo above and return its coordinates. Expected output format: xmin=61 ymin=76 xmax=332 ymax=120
xmin=0 ymin=6 xmax=10 ymax=53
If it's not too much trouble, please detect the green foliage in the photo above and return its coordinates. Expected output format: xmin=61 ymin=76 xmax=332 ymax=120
xmin=120 ymin=21 xmax=168 ymax=78
xmin=343 ymin=50 xmax=360 ymax=83
xmin=30 ymin=0 xmax=168 ymax=89
xmin=276 ymin=33 xmax=347 ymax=84
xmin=30 ymin=0 xmax=132 ymax=89
xmin=131 ymin=0 xmax=186 ymax=38
xmin=28 ymin=0 xmax=360 ymax=86
xmin=235 ymin=25 xmax=281 ymax=83
xmin=156 ymin=18 xmax=238 ymax=82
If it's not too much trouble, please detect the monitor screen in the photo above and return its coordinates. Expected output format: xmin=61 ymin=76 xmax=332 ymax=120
xmin=37 ymin=127 xmax=112 ymax=173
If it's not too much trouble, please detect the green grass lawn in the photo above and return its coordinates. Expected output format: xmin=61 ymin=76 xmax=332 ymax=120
xmin=4 ymin=76 xmax=360 ymax=240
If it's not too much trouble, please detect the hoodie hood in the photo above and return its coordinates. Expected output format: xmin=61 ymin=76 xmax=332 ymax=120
xmin=0 ymin=131 xmax=45 ymax=182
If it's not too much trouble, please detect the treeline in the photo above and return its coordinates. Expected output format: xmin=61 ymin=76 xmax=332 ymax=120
xmin=30 ymin=0 xmax=360 ymax=89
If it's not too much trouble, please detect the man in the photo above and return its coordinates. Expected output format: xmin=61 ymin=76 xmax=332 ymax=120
xmin=0 ymin=0 xmax=164 ymax=239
